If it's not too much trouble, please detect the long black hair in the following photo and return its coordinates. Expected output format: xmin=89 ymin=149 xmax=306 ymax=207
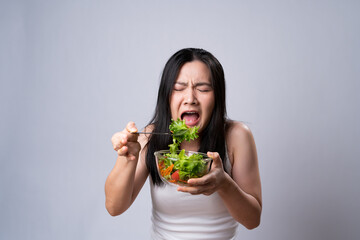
xmin=146 ymin=48 xmax=228 ymax=185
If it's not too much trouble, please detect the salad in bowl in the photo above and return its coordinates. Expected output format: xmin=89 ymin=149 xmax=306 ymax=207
xmin=154 ymin=119 xmax=212 ymax=186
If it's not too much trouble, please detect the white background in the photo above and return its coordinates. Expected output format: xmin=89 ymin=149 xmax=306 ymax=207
xmin=1 ymin=0 xmax=359 ymax=239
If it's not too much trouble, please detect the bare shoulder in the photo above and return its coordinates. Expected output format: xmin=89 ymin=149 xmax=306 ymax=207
xmin=226 ymin=120 xmax=262 ymax=208
xmin=143 ymin=123 xmax=155 ymax=132
xmin=225 ymin=120 xmax=256 ymax=166
xmin=138 ymin=124 xmax=154 ymax=148
xmin=226 ymin=120 xmax=254 ymax=145
xmin=137 ymin=124 xmax=154 ymax=167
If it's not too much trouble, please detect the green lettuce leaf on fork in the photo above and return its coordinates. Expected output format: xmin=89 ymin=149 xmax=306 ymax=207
xmin=168 ymin=118 xmax=199 ymax=154
xmin=160 ymin=119 xmax=207 ymax=182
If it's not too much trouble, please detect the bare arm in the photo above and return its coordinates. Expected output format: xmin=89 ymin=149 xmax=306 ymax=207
xmin=105 ymin=122 xmax=149 ymax=216
xmin=178 ymin=121 xmax=262 ymax=229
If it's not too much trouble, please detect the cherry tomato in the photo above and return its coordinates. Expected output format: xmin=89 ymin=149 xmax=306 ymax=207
xmin=171 ymin=170 xmax=180 ymax=181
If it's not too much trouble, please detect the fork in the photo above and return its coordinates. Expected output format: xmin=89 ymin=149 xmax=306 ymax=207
xmin=134 ymin=131 xmax=170 ymax=135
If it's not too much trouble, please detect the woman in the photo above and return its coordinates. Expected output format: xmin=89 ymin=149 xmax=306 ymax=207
xmin=105 ymin=48 xmax=262 ymax=240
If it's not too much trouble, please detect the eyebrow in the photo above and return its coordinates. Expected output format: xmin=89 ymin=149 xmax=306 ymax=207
xmin=175 ymin=81 xmax=212 ymax=87
xmin=194 ymin=82 xmax=212 ymax=87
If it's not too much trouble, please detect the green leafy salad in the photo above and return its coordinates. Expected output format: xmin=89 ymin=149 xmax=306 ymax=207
xmin=157 ymin=119 xmax=209 ymax=184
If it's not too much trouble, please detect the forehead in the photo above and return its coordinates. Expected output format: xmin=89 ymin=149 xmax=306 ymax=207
xmin=176 ymin=60 xmax=211 ymax=83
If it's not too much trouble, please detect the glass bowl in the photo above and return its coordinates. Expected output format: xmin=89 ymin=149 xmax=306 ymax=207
xmin=154 ymin=150 xmax=212 ymax=186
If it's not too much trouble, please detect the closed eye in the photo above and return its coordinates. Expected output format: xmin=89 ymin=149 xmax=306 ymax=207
xmin=173 ymin=87 xmax=185 ymax=91
xmin=173 ymin=82 xmax=187 ymax=91
xmin=194 ymin=82 xmax=212 ymax=92
xmin=196 ymin=84 xmax=213 ymax=92
xmin=197 ymin=87 xmax=212 ymax=92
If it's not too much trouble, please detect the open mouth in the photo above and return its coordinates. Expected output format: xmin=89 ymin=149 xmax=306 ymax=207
xmin=181 ymin=111 xmax=200 ymax=126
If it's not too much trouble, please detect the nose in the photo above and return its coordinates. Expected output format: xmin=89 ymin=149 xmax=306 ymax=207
xmin=184 ymin=88 xmax=198 ymax=105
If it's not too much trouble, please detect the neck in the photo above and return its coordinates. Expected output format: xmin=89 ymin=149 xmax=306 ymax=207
xmin=180 ymin=138 xmax=201 ymax=152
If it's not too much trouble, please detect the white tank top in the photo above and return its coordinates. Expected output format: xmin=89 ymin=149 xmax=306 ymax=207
xmin=149 ymin=154 xmax=239 ymax=240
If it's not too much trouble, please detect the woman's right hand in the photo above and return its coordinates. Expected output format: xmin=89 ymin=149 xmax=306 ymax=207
xmin=111 ymin=121 xmax=141 ymax=161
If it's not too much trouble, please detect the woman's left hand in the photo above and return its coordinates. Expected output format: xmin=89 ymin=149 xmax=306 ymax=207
xmin=177 ymin=152 xmax=228 ymax=196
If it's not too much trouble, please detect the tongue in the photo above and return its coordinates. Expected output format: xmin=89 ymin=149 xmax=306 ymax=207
xmin=182 ymin=113 xmax=198 ymax=125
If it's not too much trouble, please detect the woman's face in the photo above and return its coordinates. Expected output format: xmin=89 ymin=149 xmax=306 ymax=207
xmin=169 ymin=60 xmax=215 ymax=133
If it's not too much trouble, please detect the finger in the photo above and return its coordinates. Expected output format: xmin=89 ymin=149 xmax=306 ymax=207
xmin=117 ymin=145 xmax=128 ymax=156
xmin=126 ymin=142 xmax=141 ymax=157
xmin=127 ymin=154 xmax=136 ymax=161
xmin=207 ymin=151 xmax=223 ymax=168
xmin=178 ymin=185 xmax=212 ymax=195
xmin=111 ymin=134 xmax=122 ymax=151
xmin=112 ymin=132 xmax=127 ymax=151
xmin=177 ymin=186 xmax=202 ymax=195
xmin=203 ymin=191 xmax=214 ymax=196
xmin=117 ymin=128 xmax=138 ymax=145
xmin=124 ymin=123 xmax=139 ymax=142
xmin=126 ymin=121 xmax=138 ymax=134
xmin=117 ymin=147 xmax=139 ymax=161
xmin=187 ymin=176 xmax=211 ymax=186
